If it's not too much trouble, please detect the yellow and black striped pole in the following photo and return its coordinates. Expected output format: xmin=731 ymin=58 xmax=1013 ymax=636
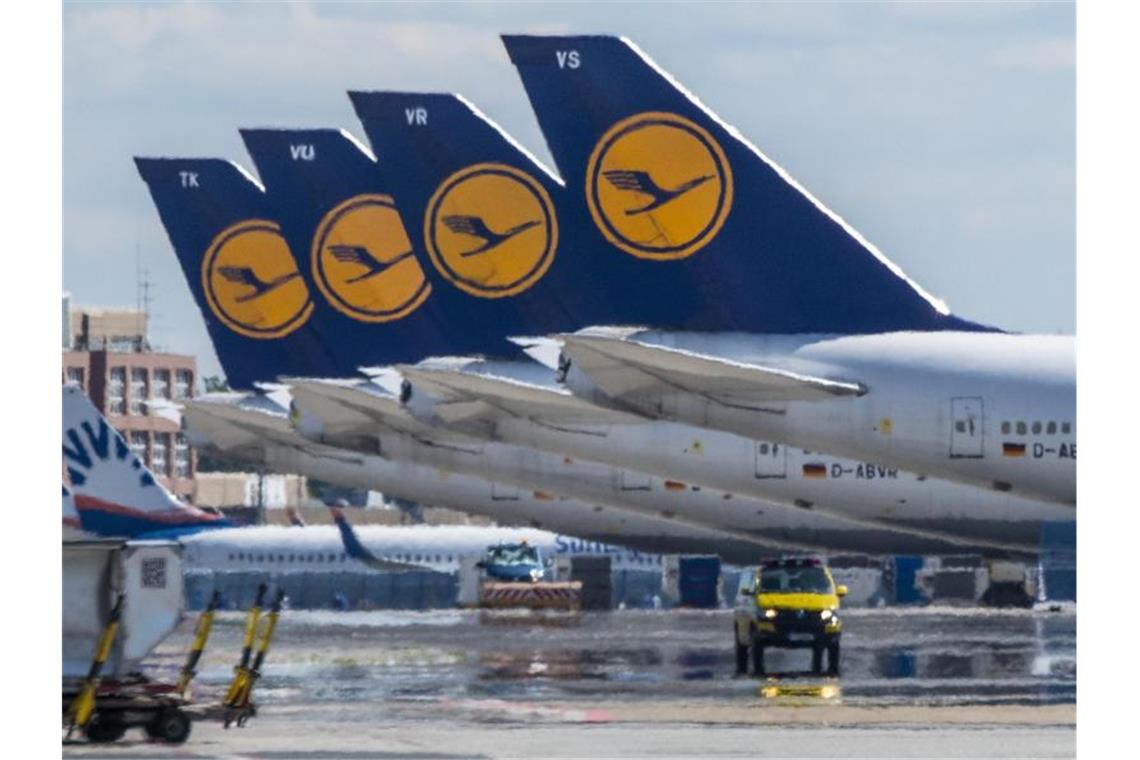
xmin=177 ymin=590 xmax=221 ymax=696
xmin=223 ymin=583 xmax=266 ymax=707
xmin=66 ymin=593 xmax=125 ymax=735
xmin=225 ymin=588 xmax=285 ymax=726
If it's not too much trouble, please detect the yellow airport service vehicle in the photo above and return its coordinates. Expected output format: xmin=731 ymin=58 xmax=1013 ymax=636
xmin=733 ymin=558 xmax=847 ymax=676
xmin=63 ymin=585 xmax=282 ymax=745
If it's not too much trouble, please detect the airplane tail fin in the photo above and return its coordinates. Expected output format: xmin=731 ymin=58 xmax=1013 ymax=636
xmin=348 ymin=90 xmax=710 ymax=334
xmin=502 ymin=34 xmax=992 ymax=334
xmin=134 ymin=157 xmax=337 ymax=389
xmin=328 ymin=506 xmax=411 ymax=571
xmin=62 ymin=384 xmax=227 ymax=538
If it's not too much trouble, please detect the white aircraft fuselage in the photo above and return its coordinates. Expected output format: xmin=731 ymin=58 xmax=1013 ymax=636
xmin=563 ymin=331 xmax=1075 ymax=505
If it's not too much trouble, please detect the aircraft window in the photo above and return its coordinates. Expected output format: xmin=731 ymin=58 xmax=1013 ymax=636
xmin=329 ymin=554 xmax=336 ymax=562
xmin=341 ymin=553 xmax=347 ymax=562
xmin=415 ymin=554 xmax=422 ymax=562
xmin=1016 ymin=422 xmax=1027 ymax=435
xmin=278 ymin=554 xmax=284 ymax=563
xmin=954 ymin=421 xmax=966 ymax=433
xmin=759 ymin=443 xmax=769 ymax=455
xmin=1047 ymin=422 xmax=1057 ymax=435
xmin=1032 ymin=422 xmax=1042 ymax=435
xmin=1001 ymin=421 xmax=1011 ymax=434
xmin=1062 ymin=422 xmax=1072 ymax=434
xmin=257 ymin=554 xmax=264 ymax=562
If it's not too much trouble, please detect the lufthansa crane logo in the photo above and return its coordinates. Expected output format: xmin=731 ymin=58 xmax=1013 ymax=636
xmin=586 ymin=112 xmax=733 ymax=261
xmin=424 ymin=163 xmax=557 ymax=298
xmin=311 ymin=194 xmax=431 ymax=323
xmin=201 ymin=219 xmax=313 ymax=339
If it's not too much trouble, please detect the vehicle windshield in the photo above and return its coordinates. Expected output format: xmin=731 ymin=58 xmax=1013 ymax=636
xmin=758 ymin=566 xmax=833 ymax=594
xmin=486 ymin=544 xmax=539 ymax=566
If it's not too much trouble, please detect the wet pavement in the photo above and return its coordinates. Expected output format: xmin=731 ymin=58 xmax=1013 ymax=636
xmin=64 ymin=606 xmax=1076 ymax=757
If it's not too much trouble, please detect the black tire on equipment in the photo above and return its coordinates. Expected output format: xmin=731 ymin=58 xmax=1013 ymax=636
xmin=751 ymin=635 xmax=765 ymax=677
xmin=84 ymin=718 xmax=126 ymax=743
xmin=827 ymin=638 xmax=841 ymax=676
xmin=811 ymin=645 xmax=824 ymax=674
xmin=734 ymin=626 xmax=749 ymax=675
xmin=146 ymin=707 xmax=192 ymax=744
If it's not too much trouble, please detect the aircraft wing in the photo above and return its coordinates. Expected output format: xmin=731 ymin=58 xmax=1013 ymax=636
xmin=182 ymin=398 xmax=367 ymax=466
xmin=560 ymin=334 xmax=865 ymax=407
xmin=397 ymin=365 xmax=644 ymax=425
xmin=286 ymin=378 xmax=424 ymax=436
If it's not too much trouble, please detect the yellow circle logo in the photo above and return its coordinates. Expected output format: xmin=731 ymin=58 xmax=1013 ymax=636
xmin=311 ymin=194 xmax=431 ymax=323
xmin=424 ymin=163 xmax=558 ymax=298
xmin=586 ymin=112 xmax=733 ymax=261
xmin=201 ymin=219 xmax=313 ymax=339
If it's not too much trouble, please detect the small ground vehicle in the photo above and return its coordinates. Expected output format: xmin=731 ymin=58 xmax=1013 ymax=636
xmin=733 ymin=558 xmax=847 ymax=676
xmin=474 ymin=541 xmax=582 ymax=610
xmin=478 ymin=541 xmax=550 ymax=582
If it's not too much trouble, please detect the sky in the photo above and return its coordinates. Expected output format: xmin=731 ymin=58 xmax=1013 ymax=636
xmin=63 ymin=1 xmax=1075 ymax=381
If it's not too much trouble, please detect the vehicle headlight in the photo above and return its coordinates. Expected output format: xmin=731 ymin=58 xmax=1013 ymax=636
xmin=820 ymin=609 xmax=833 ymax=621
xmin=529 ymin=568 xmax=543 ymax=582
xmin=763 ymin=608 xmax=778 ymax=619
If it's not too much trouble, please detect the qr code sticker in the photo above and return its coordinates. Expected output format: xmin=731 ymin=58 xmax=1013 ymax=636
xmin=141 ymin=557 xmax=167 ymax=589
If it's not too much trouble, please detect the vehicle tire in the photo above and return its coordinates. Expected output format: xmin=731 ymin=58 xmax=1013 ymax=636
xmin=84 ymin=718 xmax=126 ymax=743
xmin=146 ymin=708 xmax=192 ymax=744
xmin=734 ymin=627 xmax=749 ymax=675
xmin=827 ymin=639 xmax=841 ymax=676
xmin=811 ymin=645 xmax=823 ymax=675
xmin=751 ymin=638 xmax=765 ymax=676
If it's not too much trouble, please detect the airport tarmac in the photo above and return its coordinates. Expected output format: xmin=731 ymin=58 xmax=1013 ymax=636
xmin=64 ymin=606 xmax=1075 ymax=758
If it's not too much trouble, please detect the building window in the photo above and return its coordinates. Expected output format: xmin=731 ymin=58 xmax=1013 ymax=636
xmin=174 ymin=433 xmax=191 ymax=478
xmin=129 ymin=431 xmax=148 ymax=464
xmin=152 ymin=433 xmax=170 ymax=476
xmin=66 ymin=367 xmax=86 ymax=390
xmin=108 ymin=367 xmax=126 ymax=414
xmin=129 ymin=368 xmax=148 ymax=415
xmin=153 ymin=369 xmax=171 ymax=400
xmin=174 ymin=369 xmax=193 ymax=400
xmin=109 ymin=335 xmax=137 ymax=353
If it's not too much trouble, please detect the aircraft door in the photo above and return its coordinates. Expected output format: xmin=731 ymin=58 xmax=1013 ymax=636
xmin=619 ymin=470 xmax=652 ymax=491
xmin=491 ymin=482 xmax=520 ymax=501
xmin=754 ymin=441 xmax=787 ymax=479
xmin=950 ymin=397 xmax=985 ymax=459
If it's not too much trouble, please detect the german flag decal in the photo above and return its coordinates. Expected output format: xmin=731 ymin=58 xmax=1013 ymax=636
xmin=1003 ymin=443 xmax=1027 ymax=457
xmin=664 ymin=480 xmax=687 ymax=492
xmin=802 ymin=463 xmax=827 ymax=479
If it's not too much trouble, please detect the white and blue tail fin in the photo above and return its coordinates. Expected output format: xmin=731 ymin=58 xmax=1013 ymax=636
xmin=62 ymin=384 xmax=228 ymax=538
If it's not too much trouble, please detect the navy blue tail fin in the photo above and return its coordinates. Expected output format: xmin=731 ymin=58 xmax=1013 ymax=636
xmin=349 ymin=91 xmax=711 ymax=333
xmin=238 ymin=127 xmax=487 ymax=372
xmin=502 ymin=35 xmax=990 ymax=334
xmin=134 ymin=157 xmax=339 ymax=388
